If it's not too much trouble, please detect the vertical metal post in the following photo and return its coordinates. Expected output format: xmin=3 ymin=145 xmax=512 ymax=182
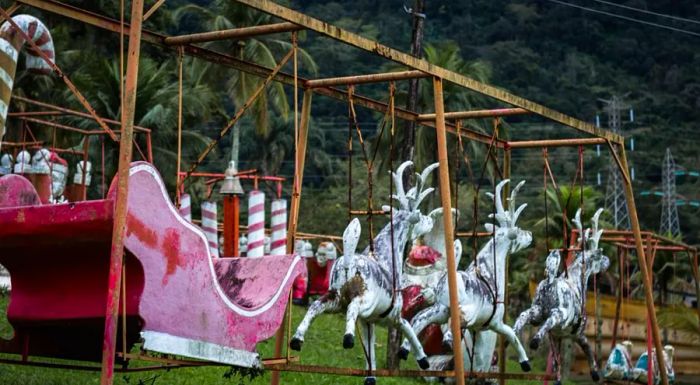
xmin=270 ymin=88 xmax=312 ymax=385
xmin=233 ymin=195 xmax=240 ymax=257
xmin=498 ymin=147 xmax=510 ymax=385
xmin=616 ymin=144 xmax=669 ymax=385
xmin=433 ymin=77 xmax=466 ymax=385
xmin=99 ymin=1 xmax=144 ymax=384
xmin=223 ymin=195 xmax=235 ymax=257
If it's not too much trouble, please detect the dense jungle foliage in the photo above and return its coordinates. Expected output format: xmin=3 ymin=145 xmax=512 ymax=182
xmin=2 ymin=0 xmax=699 ymax=306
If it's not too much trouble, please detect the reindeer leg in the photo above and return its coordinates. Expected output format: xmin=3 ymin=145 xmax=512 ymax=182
xmin=398 ymin=317 xmax=430 ymax=369
xmin=514 ymin=305 xmax=541 ymax=337
xmin=491 ymin=321 xmax=531 ymax=372
xmin=343 ymin=295 xmax=365 ymax=349
xmin=530 ymin=309 xmax=563 ymax=350
xmin=291 ymin=293 xmax=340 ymax=351
xmin=576 ymin=333 xmax=600 ymax=382
xmin=399 ymin=303 xmax=449 ymax=360
xmin=359 ymin=320 xmax=377 ymax=385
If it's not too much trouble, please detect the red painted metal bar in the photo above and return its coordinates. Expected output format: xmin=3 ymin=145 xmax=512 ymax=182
xmin=223 ymin=195 xmax=235 ymax=257
xmin=100 ymin=0 xmax=144 ymax=384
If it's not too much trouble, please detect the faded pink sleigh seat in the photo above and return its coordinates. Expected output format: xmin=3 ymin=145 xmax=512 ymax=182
xmin=0 ymin=162 xmax=303 ymax=367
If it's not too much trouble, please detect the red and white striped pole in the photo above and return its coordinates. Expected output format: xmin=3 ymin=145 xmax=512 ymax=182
xmin=270 ymin=199 xmax=287 ymax=256
xmin=178 ymin=193 xmax=192 ymax=222
xmin=246 ymin=190 xmax=265 ymax=258
xmin=201 ymin=201 xmax=219 ymax=258
xmin=0 ymin=15 xmax=55 ymax=151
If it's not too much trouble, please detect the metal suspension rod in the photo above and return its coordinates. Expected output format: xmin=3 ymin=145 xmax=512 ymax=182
xmin=165 ymin=22 xmax=303 ymax=45
xmin=417 ymin=107 xmax=529 ymax=121
xmin=306 ymin=70 xmax=426 ymax=88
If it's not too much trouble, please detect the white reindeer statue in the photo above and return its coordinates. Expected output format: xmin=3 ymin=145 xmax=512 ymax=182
xmin=513 ymin=208 xmax=610 ymax=384
xmin=399 ymin=179 xmax=534 ymax=373
xmin=289 ymin=161 xmax=447 ymax=385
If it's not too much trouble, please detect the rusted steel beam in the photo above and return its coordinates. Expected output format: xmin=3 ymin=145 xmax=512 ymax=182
xmin=618 ymin=144 xmax=669 ymax=385
xmin=455 ymin=231 xmax=493 ymax=238
xmin=165 ymin=22 xmax=303 ymax=45
xmin=8 ymin=111 xmax=65 ymax=117
xmin=1 ymin=140 xmax=43 ymax=147
xmin=263 ymin=363 xmax=555 ymax=380
xmin=13 ymin=96 xmax=151 ymax=132
xmin=142 ymin=0 xmax=165 ymax=21
xmin=234 ymin=0 xmax=623 ymax=144
xmin=505 ymin=137 xmax=607 ymax=149
xmin=100 ymin=0 xmax=144 ymax=384
xmin=433 ymin=77 xmax=466 ymax=385
xmin=306 ymin=70 xmax=426 ymax=88
xmin=418 ymin=107 xmax=529 ymax=121
xmin=16 ymin=116 xmax=92 ymax=135
xmin=17 ymin=0 xmax=500 ymax=147
xmin=348 ymin=209 xmax=387 ymax=216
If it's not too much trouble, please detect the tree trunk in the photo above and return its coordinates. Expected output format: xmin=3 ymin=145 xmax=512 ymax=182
xmin=387 ymin=0 xmax=426 ymax=371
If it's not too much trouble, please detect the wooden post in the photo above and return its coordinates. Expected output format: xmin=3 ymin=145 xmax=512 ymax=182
xmin=498 ymin=146 xmax=510 ymax=385
xmin=270 ymin=88 xmax=312 ymax=385
xmin=616 ymin=144 xmax=669 ymax=385
xmin=100 ymin=0 xmax=144 ymax=384
xmin=433 ymin=77 xmax=466 ymax=385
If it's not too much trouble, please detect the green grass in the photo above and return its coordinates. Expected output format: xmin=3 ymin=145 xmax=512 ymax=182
xmin=0 ymin=294 xmax=555 ymax=385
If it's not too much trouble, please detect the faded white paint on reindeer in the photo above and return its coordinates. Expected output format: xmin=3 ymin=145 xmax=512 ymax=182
xmin=289 ymin=161 xmax=441 ymax=385
xmin=513 ymin=208 xmax=610 ymax=384
xmin=400 ymin=179 xmax=533 ymax=373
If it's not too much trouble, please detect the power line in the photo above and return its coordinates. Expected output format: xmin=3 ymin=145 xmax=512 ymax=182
xmin=589 ymin=0 xmax=700 ymax=26
xmin=545 ymin=0 xmax=700 ymax=38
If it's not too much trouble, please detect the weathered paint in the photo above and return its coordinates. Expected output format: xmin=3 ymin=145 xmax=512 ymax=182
xmin=0 ymin=163 xmax=303 ymax=367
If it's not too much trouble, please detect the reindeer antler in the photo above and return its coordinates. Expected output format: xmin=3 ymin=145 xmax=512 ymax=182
xmin=391 ymin=161 xmax=412 ymax=210
xmin=486 ymin=179 xmax=527 ymax=228
xmin=588 ymin=208 xmax=604 ymax=251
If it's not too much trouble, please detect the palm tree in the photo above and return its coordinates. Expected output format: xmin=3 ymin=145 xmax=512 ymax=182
xmin=174 ymin=1 xmax=317 ymax=174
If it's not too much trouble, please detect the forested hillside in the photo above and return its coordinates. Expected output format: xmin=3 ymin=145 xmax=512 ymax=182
xmin=3 ymin=0 xmax=699 ymax=288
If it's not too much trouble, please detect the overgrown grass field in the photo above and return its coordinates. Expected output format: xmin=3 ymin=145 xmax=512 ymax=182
xmin=0 ymin=294 xmax=552 ymax=385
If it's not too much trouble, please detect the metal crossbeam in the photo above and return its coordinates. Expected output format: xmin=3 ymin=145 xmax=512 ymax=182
xmin=234 ymin=0 xmax=623 ymax=144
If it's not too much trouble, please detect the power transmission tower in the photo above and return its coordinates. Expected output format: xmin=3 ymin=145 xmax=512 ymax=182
xmin=602 ymin=95 xmax=632 ymax=229
xmin=660 ymin=148 xmax=681 ymax=237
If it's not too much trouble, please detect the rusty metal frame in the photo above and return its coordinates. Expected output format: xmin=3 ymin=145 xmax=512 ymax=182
xmin=165 ymin=22 xmax=304 ymax=45
xmin=4 ymin=1 xmax=668 ymax=385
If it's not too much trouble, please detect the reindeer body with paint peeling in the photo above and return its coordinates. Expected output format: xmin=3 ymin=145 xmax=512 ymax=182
xmin=290 ymin=161 xmax=449 ymax=385
xmin=399 ymin=179 xmax=534 ymax=373
xmin=514 ymin=208 xmax=610 ymax=384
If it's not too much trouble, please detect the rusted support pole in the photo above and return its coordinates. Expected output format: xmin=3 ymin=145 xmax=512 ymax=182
xmin=165 ymin=22 xmax=303 ymax=45
xmin=616 ymin=143 xmax=669 ymax=385
xmin=506 ymin=137 xmax=606 ymax=149
xmin=100 ymin=0 xmax=144 ymax=384
xmin=306 ymin=70 xmax=426 ymax=88
xmin=418 ymin=107 xmax=529 ymax=121
xmin=498 ymin=147 xmax=510 ymax=385
xmin=433 ymin=76 xmax=466 ymax=385
xmin=270 ymin=88 xmax=312 ymax=385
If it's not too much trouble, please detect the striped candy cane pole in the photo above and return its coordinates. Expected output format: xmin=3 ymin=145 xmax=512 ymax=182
xmin=246 ymin=190 xmax=265 ymax=258
xmin=178 ymin=193 xmax=192 ymax=222
xmin=0 ymin=15 xmax=55 ymax=151
xmin=201 ymin=201 xmax=219 ymax=258
xmin=270 ymin=199 xmax=287 ymax=256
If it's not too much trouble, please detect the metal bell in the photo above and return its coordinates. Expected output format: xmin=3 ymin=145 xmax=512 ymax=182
xmin=219 ymin=160 xmax=244 ymax=195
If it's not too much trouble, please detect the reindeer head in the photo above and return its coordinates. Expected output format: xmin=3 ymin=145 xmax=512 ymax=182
xmin=484 ymin=179 xmax=532 ymax=253
xmin=384 ymin=161 xmax=439 ymax=240
xmin=572 ymin=208 xmax=610 ymax=275
xmin=545 ymin=249 xmax=561 ymax=284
